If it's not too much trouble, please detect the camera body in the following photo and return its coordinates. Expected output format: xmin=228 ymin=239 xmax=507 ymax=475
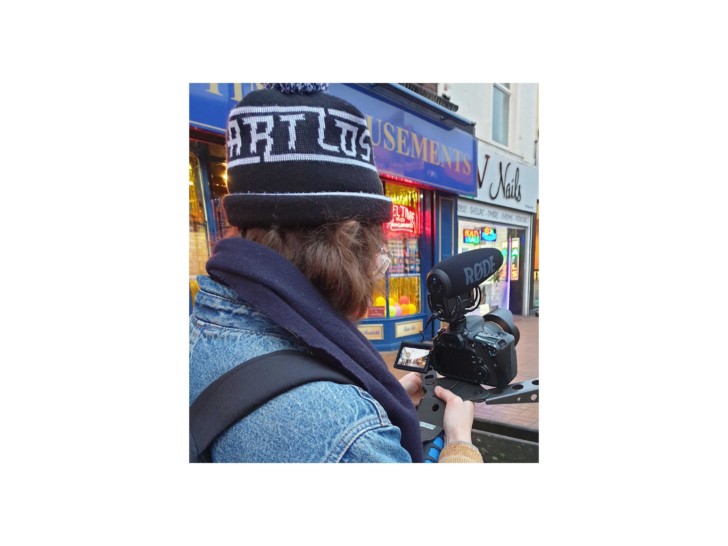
xmin=429 ymin=311 xmax=517 ymax=388
xmin=394 ymin=248 xmax=519 ymax=389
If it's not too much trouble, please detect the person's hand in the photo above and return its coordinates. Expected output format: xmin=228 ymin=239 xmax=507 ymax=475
xmin=399 ymin=372 xmax=425 ymax=408
xmin=434 ymin=386 xmax=475 ymax=444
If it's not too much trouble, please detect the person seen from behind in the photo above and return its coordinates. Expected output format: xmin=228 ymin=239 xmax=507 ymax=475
xmin=189 ymin=83 xmax=483 ymax=463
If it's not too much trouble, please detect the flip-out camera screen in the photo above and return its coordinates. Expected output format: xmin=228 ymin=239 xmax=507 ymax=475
xmin=393 ymin=342 xmax=432 ymax=373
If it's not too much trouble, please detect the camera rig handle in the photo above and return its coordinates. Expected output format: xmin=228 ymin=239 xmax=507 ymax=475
xmin=418 ymin=372 xmax=539 ymax=445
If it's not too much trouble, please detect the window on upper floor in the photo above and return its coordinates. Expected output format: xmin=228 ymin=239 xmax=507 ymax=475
xmin=493 ymin=83 xmax=511 ymax=146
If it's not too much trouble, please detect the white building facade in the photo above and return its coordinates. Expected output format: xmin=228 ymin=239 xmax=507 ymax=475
xmin=439 ymin=83 xmax=539 ymax=316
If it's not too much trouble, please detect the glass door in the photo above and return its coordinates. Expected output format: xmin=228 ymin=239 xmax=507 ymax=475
xmin=458 ymin=220 xmax=509 ymax=314
xmin=507 ymin=227 xmax=526 ymax=315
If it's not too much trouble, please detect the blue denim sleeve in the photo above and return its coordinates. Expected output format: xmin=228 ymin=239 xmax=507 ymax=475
xmin=338 ymin=424 xmax=413 ymax=463
xmin=210 ymin=381 xmax=416 ymax=463
xmin=332 ymin=384 xmax=413 ymax=463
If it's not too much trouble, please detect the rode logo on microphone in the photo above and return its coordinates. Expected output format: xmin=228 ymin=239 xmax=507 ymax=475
xmin=463 ymin=256 xmax=497 ymax=286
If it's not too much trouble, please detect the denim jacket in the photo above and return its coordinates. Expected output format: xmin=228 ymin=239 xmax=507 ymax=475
xmin=190 ymin=275 xmax=412 ymax=463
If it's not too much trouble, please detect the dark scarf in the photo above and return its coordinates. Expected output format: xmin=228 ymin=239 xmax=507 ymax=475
xmin=206 ymin=237 xmax=424 ymax=462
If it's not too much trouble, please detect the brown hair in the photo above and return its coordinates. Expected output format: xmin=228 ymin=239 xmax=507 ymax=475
xmin=237 ymin=220 xmax=385 ymax=320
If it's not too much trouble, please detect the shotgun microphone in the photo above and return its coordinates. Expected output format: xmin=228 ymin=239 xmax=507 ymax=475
xmin=426 ymin=248 xmax=503 ymax=299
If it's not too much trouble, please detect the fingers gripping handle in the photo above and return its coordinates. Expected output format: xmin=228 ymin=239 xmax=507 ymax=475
xmin=417 ymin=374 xmax=484 ymax=443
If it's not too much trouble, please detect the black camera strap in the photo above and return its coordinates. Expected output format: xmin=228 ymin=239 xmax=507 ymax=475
xmin=189 ymin=350 xmax=354 ymax=463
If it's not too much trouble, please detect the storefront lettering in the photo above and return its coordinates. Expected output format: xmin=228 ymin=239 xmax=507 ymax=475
xmin=463 ymin=229 xmax=481 ymax=244
xmin=395 ymin=320 xmax=424 ymax=338
xmin=358 ymin=324 xmax=384 ymax=340
xmin=207 ymin=83 xmax=263 ymax=102
xmin=478 ymin=153 xmax=523 ymax=203
xmin=489 ymin=162 xmax=522 ymax=202
xmin=367 ymin=116 xmax=472 ymax=176
xmin=458 ymin=200 xmax=532 ymax=227
xmin=387 ymin=204 xmax=417 ymax=233
xmin=477 ymin=154 xmax=491 ymax=189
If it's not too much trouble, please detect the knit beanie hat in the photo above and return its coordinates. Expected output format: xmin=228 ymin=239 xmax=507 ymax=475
xmin=223 ymin=83 xmax=393 ymax=228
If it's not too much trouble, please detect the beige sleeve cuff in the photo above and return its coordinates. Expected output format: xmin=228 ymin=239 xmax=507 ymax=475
xmin=438 ymin=441 xmax=483 ymax=464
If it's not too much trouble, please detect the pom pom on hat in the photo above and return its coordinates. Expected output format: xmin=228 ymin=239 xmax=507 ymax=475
xmin=263 ymin=83 xmax=329 ymax=94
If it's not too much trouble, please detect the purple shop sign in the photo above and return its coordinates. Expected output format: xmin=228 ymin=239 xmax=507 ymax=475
xmin=189 ymin=83 xmax=477 ymax=196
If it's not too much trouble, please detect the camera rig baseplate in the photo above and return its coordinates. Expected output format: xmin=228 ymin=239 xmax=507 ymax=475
xmin=417 ymin=371 xmax=539 ymax=444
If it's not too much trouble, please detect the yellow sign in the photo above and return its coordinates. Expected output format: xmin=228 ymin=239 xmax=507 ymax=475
xmin=395 ymin=319 xmax=423 ymax=338
xmin=358 ymin=324 xmax=384 ymax=341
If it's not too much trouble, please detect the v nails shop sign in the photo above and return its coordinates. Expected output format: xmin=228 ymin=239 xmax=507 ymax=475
xmin=475 ymin=142 xmax=538 ymax=213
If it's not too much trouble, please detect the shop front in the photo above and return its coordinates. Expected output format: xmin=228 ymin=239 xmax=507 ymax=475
xmin=189 ymin=83 xmax=478 ymax=350
xmin=458 ymin=141 xmax=538 ymax=316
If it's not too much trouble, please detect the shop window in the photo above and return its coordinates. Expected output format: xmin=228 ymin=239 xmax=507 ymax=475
xmin=458 ymin=219 xmax=509 ymax=314
xmin=189 ymin=152 xmax=209 ymax=302
xmin=189 ymin=141 xmax=230 ymax=307
xmin=208 ymin=158 xmax=230 ymax=241
xmin=367 ymin=182 xmax=423 ymax=320
xmin=493 ymin=83 xmax=511 ymax=146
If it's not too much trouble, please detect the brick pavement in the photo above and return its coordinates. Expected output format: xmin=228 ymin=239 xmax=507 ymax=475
xmin=380 ymin=314 xmax=539 ymax=431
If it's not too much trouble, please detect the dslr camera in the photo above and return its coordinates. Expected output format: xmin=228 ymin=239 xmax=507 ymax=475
xmin=395 ymin=248 xmax=519 ymax=389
